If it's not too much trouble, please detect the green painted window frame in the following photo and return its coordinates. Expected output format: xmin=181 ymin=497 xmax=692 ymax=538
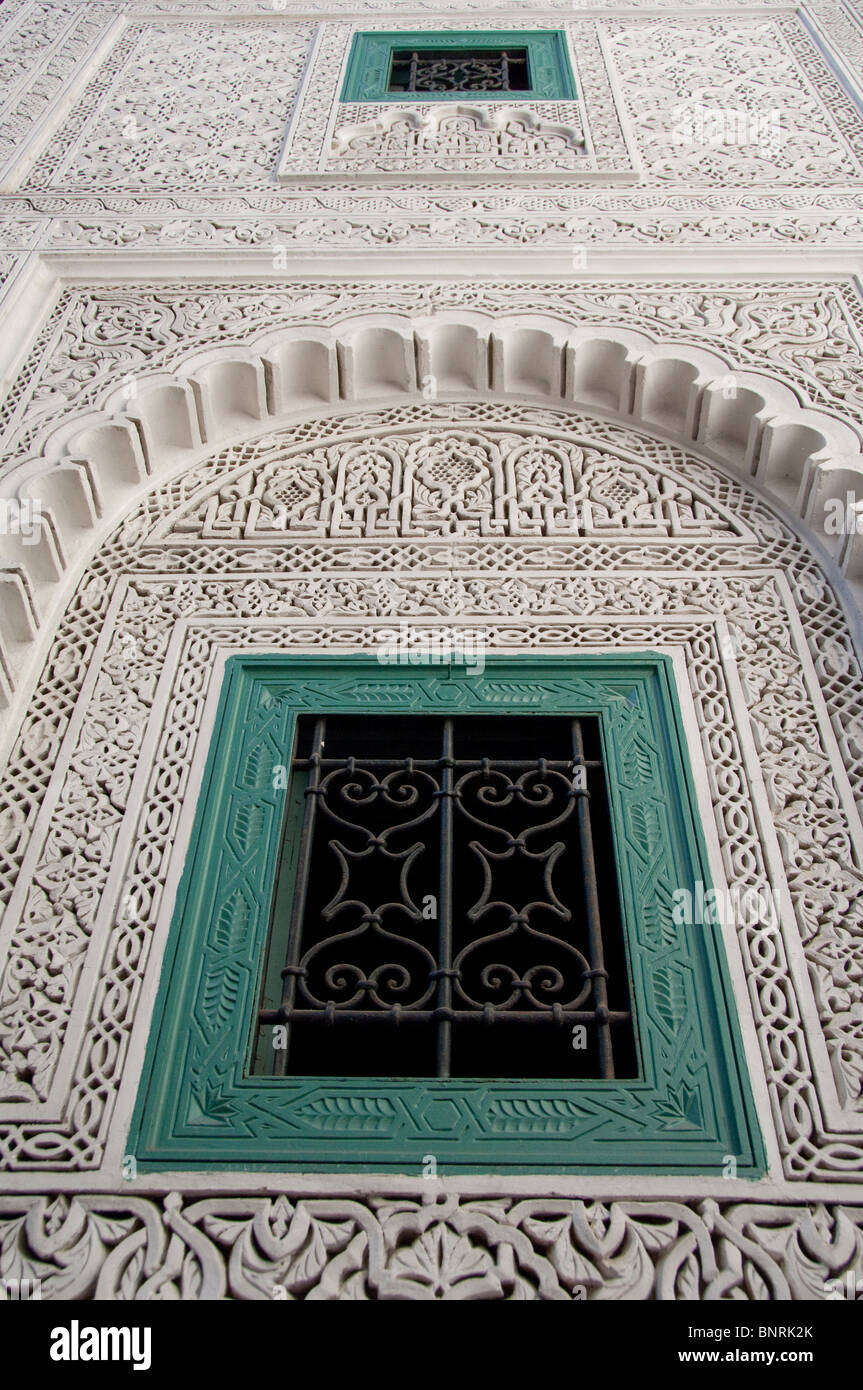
xmin=340 ymin=30 xmax=577 ymax=104
xmin=130 ymin=653 xmax=766 ymax=1176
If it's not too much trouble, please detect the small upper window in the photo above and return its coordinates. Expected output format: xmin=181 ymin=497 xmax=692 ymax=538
xmin=341 ymin=30 xmax=577 ymax=104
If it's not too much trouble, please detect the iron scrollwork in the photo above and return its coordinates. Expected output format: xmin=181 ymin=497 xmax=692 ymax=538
xmin=258 ymin=715 xmax=634 ymax=1079
xmin=388 ymin=48 xmax=531 ymax=95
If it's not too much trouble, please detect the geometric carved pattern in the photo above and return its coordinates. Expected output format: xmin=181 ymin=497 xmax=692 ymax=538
xmin=20 ymin=20 xmax=315 ymax=192
xmin=603 ymin=17 xmax=863 ymax=185
xmin=162 ymin=428 xmax=748 ymax=542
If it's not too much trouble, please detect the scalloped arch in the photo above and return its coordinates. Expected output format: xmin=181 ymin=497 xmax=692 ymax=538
xmin=3 ymin=308 xmax=863 ymax=717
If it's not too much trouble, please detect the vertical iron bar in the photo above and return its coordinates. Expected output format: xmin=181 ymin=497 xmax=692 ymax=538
xmin=501 ymin=50 xmax=510 ymax=91
xmin=408 ymin=50 xmax=419 ymax=93
xmin=436 ymin=718 xmax=455 ymax=1078
xmin=273 ymin=717 xmax=326 ymax=1077
xmin=571 ymin=719 xmax=615 ymax=1079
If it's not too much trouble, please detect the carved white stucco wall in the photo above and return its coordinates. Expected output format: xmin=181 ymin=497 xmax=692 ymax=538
xmin=2 ymin=0 xmax=863 ymax=1300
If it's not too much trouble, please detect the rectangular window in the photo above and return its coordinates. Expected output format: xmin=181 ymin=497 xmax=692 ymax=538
xmin=130 ymin=654 xmax=766 ymax=1176
xmin=340 ymin=30 xmax=577 ymax=104
xmin=253 ymin=713 xmax=636 ymax=1082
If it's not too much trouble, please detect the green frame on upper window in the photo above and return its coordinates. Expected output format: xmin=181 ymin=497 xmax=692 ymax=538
xmin=129 ymin=653 xmax=766 ymax=1176
xmin=340 ymin=30 xmax=577 ymax=104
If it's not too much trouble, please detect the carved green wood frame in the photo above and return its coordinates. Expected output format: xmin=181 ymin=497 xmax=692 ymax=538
xmin=130 ymin=654 xmax=766 ymax=1175
xmin=340 ymin=31 xmax=578 ymax=103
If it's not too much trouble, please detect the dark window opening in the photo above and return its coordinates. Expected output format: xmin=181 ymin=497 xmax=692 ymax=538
xmin=387 ymin=47 xmax=530 ymax=95
xmin=254 ymin=714 xmax=637 ymax=1080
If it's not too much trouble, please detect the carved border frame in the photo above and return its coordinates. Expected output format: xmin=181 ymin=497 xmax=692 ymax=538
xmin=128 ymin=651 xmax=766 ymax=1176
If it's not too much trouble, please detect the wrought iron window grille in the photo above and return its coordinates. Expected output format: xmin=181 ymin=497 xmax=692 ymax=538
xmin=387 ymin=47 xmax=531 ymax=95
xmin=255 ymin=714 xmax=637 ymax=1082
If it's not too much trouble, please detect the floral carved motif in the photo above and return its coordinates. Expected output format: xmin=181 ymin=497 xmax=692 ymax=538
xmin=0 ymin=1194 xmax=861 ymax=1300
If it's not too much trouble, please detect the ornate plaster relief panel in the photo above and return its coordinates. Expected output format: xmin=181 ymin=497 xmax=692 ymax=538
xmin=3 ymin=188 xmax=859 ymax=269
xmin=1 ymin=8 xmax=857 ymax=191
xmin=6 ymin=16 xmax=315 ymax=194
xmin=5 ymin=278 xmax=863 ymax=475
xmin=0 ymin=0 xmax=115 ymax=186
xmin=5 ymin=277 xmax=863 ymax=715
xmin=0 ymin=4 xmax=860 ymax=273
xmin=2 ymin=391 xmax=863 ymax=1193
xmin=602 ymin=14 xmax=863 ymax=187
xmin=1 ymin=0 xmax=863 ymax=1299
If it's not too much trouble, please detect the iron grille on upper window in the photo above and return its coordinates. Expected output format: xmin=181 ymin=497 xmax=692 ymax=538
xmin=254 ymin=714 xmax=636 ymax=1081
xmin=388 ymin=47 xmax=530 ymax=95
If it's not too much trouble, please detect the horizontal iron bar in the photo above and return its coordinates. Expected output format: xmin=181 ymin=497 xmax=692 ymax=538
xmin=292 ymin=757 xmax=603 ymax=770
xmin=259 ymin=1007 xmax=632 ymax=1026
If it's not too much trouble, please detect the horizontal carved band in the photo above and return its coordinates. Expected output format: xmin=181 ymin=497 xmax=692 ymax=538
xmin=0 ymin=1194 xmax=861 ymax=1300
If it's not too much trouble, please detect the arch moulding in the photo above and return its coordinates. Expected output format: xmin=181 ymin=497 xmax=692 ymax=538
xmin=3 ymin=307 xmax=863 ymax=729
